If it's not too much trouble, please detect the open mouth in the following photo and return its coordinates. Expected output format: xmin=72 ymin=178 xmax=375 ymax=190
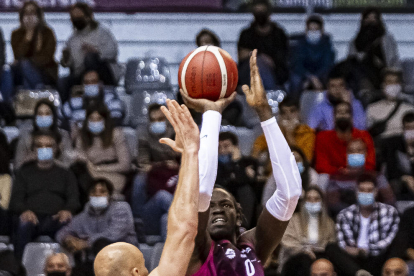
xmin=212 ymin=217 xmax=227 ymax=225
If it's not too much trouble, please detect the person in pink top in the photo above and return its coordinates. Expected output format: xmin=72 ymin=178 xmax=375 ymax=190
xmin=180 ymin=49 xmax=302 ymax=276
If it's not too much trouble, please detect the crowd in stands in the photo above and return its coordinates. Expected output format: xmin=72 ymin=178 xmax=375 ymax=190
xmin=0 ymin=0 xmax=414 ymax=275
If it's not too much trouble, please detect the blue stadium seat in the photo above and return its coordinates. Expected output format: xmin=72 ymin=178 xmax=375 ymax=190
xmin=402 ymin=59 xmax=414 ymax=93
xmin=125 ymin=58 xmax=172 ymax=94
xmin=22 ymin=243 xmax=61 ymax=276
xmin=148 ymin=243 xmax=164 ymax=272
xmin=122 ymin=127 xmax=138 ymax=159
xmin=396 ymin=201 xmax=414 ymax=214
xmin=299 ymin=91 xmax=325 ymax=122
xmin=2 ymin=127 xmax=19 ymax=144
xmin=139 ymin=243 xmax=153 ymax=270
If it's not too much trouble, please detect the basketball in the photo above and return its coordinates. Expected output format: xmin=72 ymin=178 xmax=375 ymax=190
xmin=178 ymin=46 xmax=238 ymax=101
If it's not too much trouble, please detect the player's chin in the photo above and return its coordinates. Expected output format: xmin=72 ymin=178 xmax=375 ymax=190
xmin=209 ymin=225 xmax=232 ymax=241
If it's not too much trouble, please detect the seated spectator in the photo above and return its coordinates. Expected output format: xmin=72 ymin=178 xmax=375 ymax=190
xmin=367 ymin=69 xmax=414 ymax=139
xmin=262 ymin=146 xmax=319 ymax=206
xmin=74 ymin=105 xmax=131 ymax=199
xmin=196 ymin=29 xmax=220 ymax=47
xmin=216 ymin=131 xmax=258 ymax=228
xmin=327 ymin=141 xmax=395 ymax=217
xmin=381 ymin=112 xmax=414 ymax=200
xmin=14 ymin=99 xmax=73 ymax=169
xmin=279 ymin=186 xmax=336 ymax=273
xmin=315 ymin=102 xmax=375 ymax=175
xmin=56 ymin=179 xmax=137 ymax=275
xmin=44 ymin=253 xmax=72 ymax=276
xmin=0 ymin=130 xmax=11 ymax=236
xmin=10 ymin=130 xmax=80 ymax=259
xmin=62 ymin=70 xmax=125 ymax=137
xmin=290 ymin=15 xmax=335 ymax=99
xmin=60 ymin=3 xmax=120 ymax=102
xmin=237 ymin=0 xmax=288 ymax=89
xmin=326 ymin=176 xmax=399 ymax=276
xmin=382 ymin=258 xmax=409 ymax=276
xmin=11 ymin=1 xmax=58 ymax=89
xmin=390 ymin=207 xmax=414 ymax=275
xmin=311 ymin=259 xmax=337 ymax=276
xmin=307 ymin=70 xmax=366 ymax=131
xmin=348 ymin=8 xmax=399 ymax=93
xmin=252 ymin=97 xmax=315 ymax=162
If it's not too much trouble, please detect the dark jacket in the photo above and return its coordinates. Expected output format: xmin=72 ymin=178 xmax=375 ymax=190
xmin=10 ymin=162 xmax=80 ymax=215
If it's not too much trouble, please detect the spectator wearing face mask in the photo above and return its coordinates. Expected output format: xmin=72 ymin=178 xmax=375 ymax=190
xmin=381 ymin=112 xmax=414 ymax=200
xmin=62 ymin=70 xmax=125 ymax=139
xmin=60 ymin=3 xmax=119 ymax=103
xmin=43 ymin=253 xmax=72 ymax=276
xmin=326 ymin=173 xmax=399 ymax=276
xmin=11 ymin=1 xmax=58 ymax=89
xmin=290 ymin=15 xmax=335 ymax=100
xmin=279 ymin=186 xmax=336 ymax=274
xmin=314 ymin=102 xmax=375 ymax=175
xmin=74 ymin=105 xmax=131 ymax=202
xmin=348 ymin=8 xmax=400 ymax=93
xmin=367 ymin=69 xmax=414 ymax=139
xmin=10 ymin=130 xmax=80 ymax=260
xmin=14 ymin=99 xmax=73 ymax=169
xmin=237 ymin=0 xmax=289 ymax=89
xmin=216 ymin=131 xmax=258 ymax=228
xmin=56 ymin=179 xmax=137 ymax=275
xmin=252 ymin=98 xmax=315 ymax=162
xmin=307 ymin=70 xmax=366 ymax=132
xmin=327 ymin=140 xmax=395 ymax=218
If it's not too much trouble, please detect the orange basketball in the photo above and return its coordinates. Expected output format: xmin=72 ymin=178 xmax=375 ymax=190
xmin=178 ymin=46 xmax=238 ymax=101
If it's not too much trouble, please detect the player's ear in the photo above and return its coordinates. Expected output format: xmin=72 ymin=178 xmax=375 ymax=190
xmin=131 ymin=267 xmax=140 ymax=276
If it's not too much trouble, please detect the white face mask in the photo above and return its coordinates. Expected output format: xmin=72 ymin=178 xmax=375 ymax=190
xmin=89 ymin=196 xmax=109 ymax=209
xmin=304 ymin=201 xmax=322 ymax=214
xmin=404 ymin=129 xmax=414 ymax=142
xmin=307 ymin=30 xmax=322 ymax=44
xmin=384 ymin=84 xmax=402 ymax=99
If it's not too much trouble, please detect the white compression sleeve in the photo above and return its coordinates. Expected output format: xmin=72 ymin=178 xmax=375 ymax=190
xmin=262 ymin=117 xmax=302 ymax=221
xmin=198 ymin=110 xmax=221 ymax=212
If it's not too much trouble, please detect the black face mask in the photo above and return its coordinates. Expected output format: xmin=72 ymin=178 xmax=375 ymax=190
xmin=327 ymin=93 xmax=342 ymax=106
xmin=47 ymin=272 xmax=67 ymax=276
xmin=253 ymin=12 xmax=269 ymax=27
xmin=72 ymin=18 xmax=88 ymax=30
xmin=336 ymin=118 xmax=352 ymax=132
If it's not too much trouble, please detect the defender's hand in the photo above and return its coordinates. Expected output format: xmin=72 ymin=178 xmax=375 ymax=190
xmin=180 ymin=89 xmax=236 ymax=114
xmin=241 ymin=49 xmax=272 ymax=121
xmin=160 ymin=100 xmax=200 ymax=153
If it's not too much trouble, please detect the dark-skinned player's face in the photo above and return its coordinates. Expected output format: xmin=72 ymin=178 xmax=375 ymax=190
xmin=208 ymin=189 xmax=241 ymax=241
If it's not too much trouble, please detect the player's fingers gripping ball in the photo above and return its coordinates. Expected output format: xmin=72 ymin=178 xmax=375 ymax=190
xmin=178 ymin=46 xmax=238 ymax=101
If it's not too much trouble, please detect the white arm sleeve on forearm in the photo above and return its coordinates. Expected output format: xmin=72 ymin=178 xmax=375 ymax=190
xmin=262 ymin=117 xmax=302 ymax=221
xmin=198 ymin=110 xmax=221 ymax=212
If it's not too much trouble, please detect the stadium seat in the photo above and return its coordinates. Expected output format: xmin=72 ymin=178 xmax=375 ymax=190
xmin=300 ymin=91 xmax=325 ymax=122
xmin=145 ymin=236 xmax=163 ymax=246
xmin=22 ymin=243 xmax=61 ymax=276
xmin=148 ymin=243 xmax=164 ymax=272
xmin=2 ymin=127 xmax=19 ymax=144
xmin=0 ymin=236 xmax=9 ymax=244
xmin=125 ymin=58 xmax=172 ymax=94
xmin=402 ymin=59 xmax=414 ymax=93
xmin=139 ymin=243 xmax=153 ymax=270
xmin=396 ymin=201 xmax=414 ymax=214
xmin=220 ymin=126 xmax=262 ymax=156
xmin=13 ymin=89 xmax=61 ymax=119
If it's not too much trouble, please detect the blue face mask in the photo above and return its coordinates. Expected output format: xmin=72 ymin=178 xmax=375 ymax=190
xmin=84 ymin=84 xmax=100 ymax=97
xmin=304 ymin=202 xmax=322 ymax=214
xmin=218 ymin=154 xmax=232 ymax=164
xmin=88 ymin=120 xmax=105 ymax=134
xmin=36 ymin=115 xmax=53 ymax=128
xmin=70 ymin=97 xmax=83 ymax=109
xmin=37 ymin=147 xmax=53 ymax=161
xmin=348 ymin=153 xmax=366 ymax=168
xmin=358 ymin=192 xmax=375 ymax=206
xmin=150 ymin=121 xmax=167 ymax=135
xmin=297 ymin=162 xmax=305 ymax=174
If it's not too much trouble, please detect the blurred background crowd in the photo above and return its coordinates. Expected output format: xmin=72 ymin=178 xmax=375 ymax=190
xmin=0 ymin=0 xmax=414 ymax=276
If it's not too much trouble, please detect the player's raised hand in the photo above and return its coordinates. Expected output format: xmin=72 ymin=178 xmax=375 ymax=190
xmin=241 ymin=49 xmax=273 ymax=121
xmin=180 ymin=89 xmax=237 ymax=114
xmin=159 ymin=99 xmax=200 ymax=153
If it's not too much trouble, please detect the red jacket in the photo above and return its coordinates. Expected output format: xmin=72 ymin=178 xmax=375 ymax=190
xmin=314 ymin=128 xmax=376 ymax=174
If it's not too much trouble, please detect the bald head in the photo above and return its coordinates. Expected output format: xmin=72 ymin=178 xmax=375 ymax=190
xmin=94 ymin=242 xmax=148 ymax=276
xmin=311 ymin=259 xmax=336 ymax=276
xmin=382 ymin=258 xmax=409 ymax=276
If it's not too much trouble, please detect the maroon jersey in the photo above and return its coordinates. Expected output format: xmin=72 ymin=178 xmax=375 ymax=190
xmin=191 ymin=240 xmax=265 ymax=276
